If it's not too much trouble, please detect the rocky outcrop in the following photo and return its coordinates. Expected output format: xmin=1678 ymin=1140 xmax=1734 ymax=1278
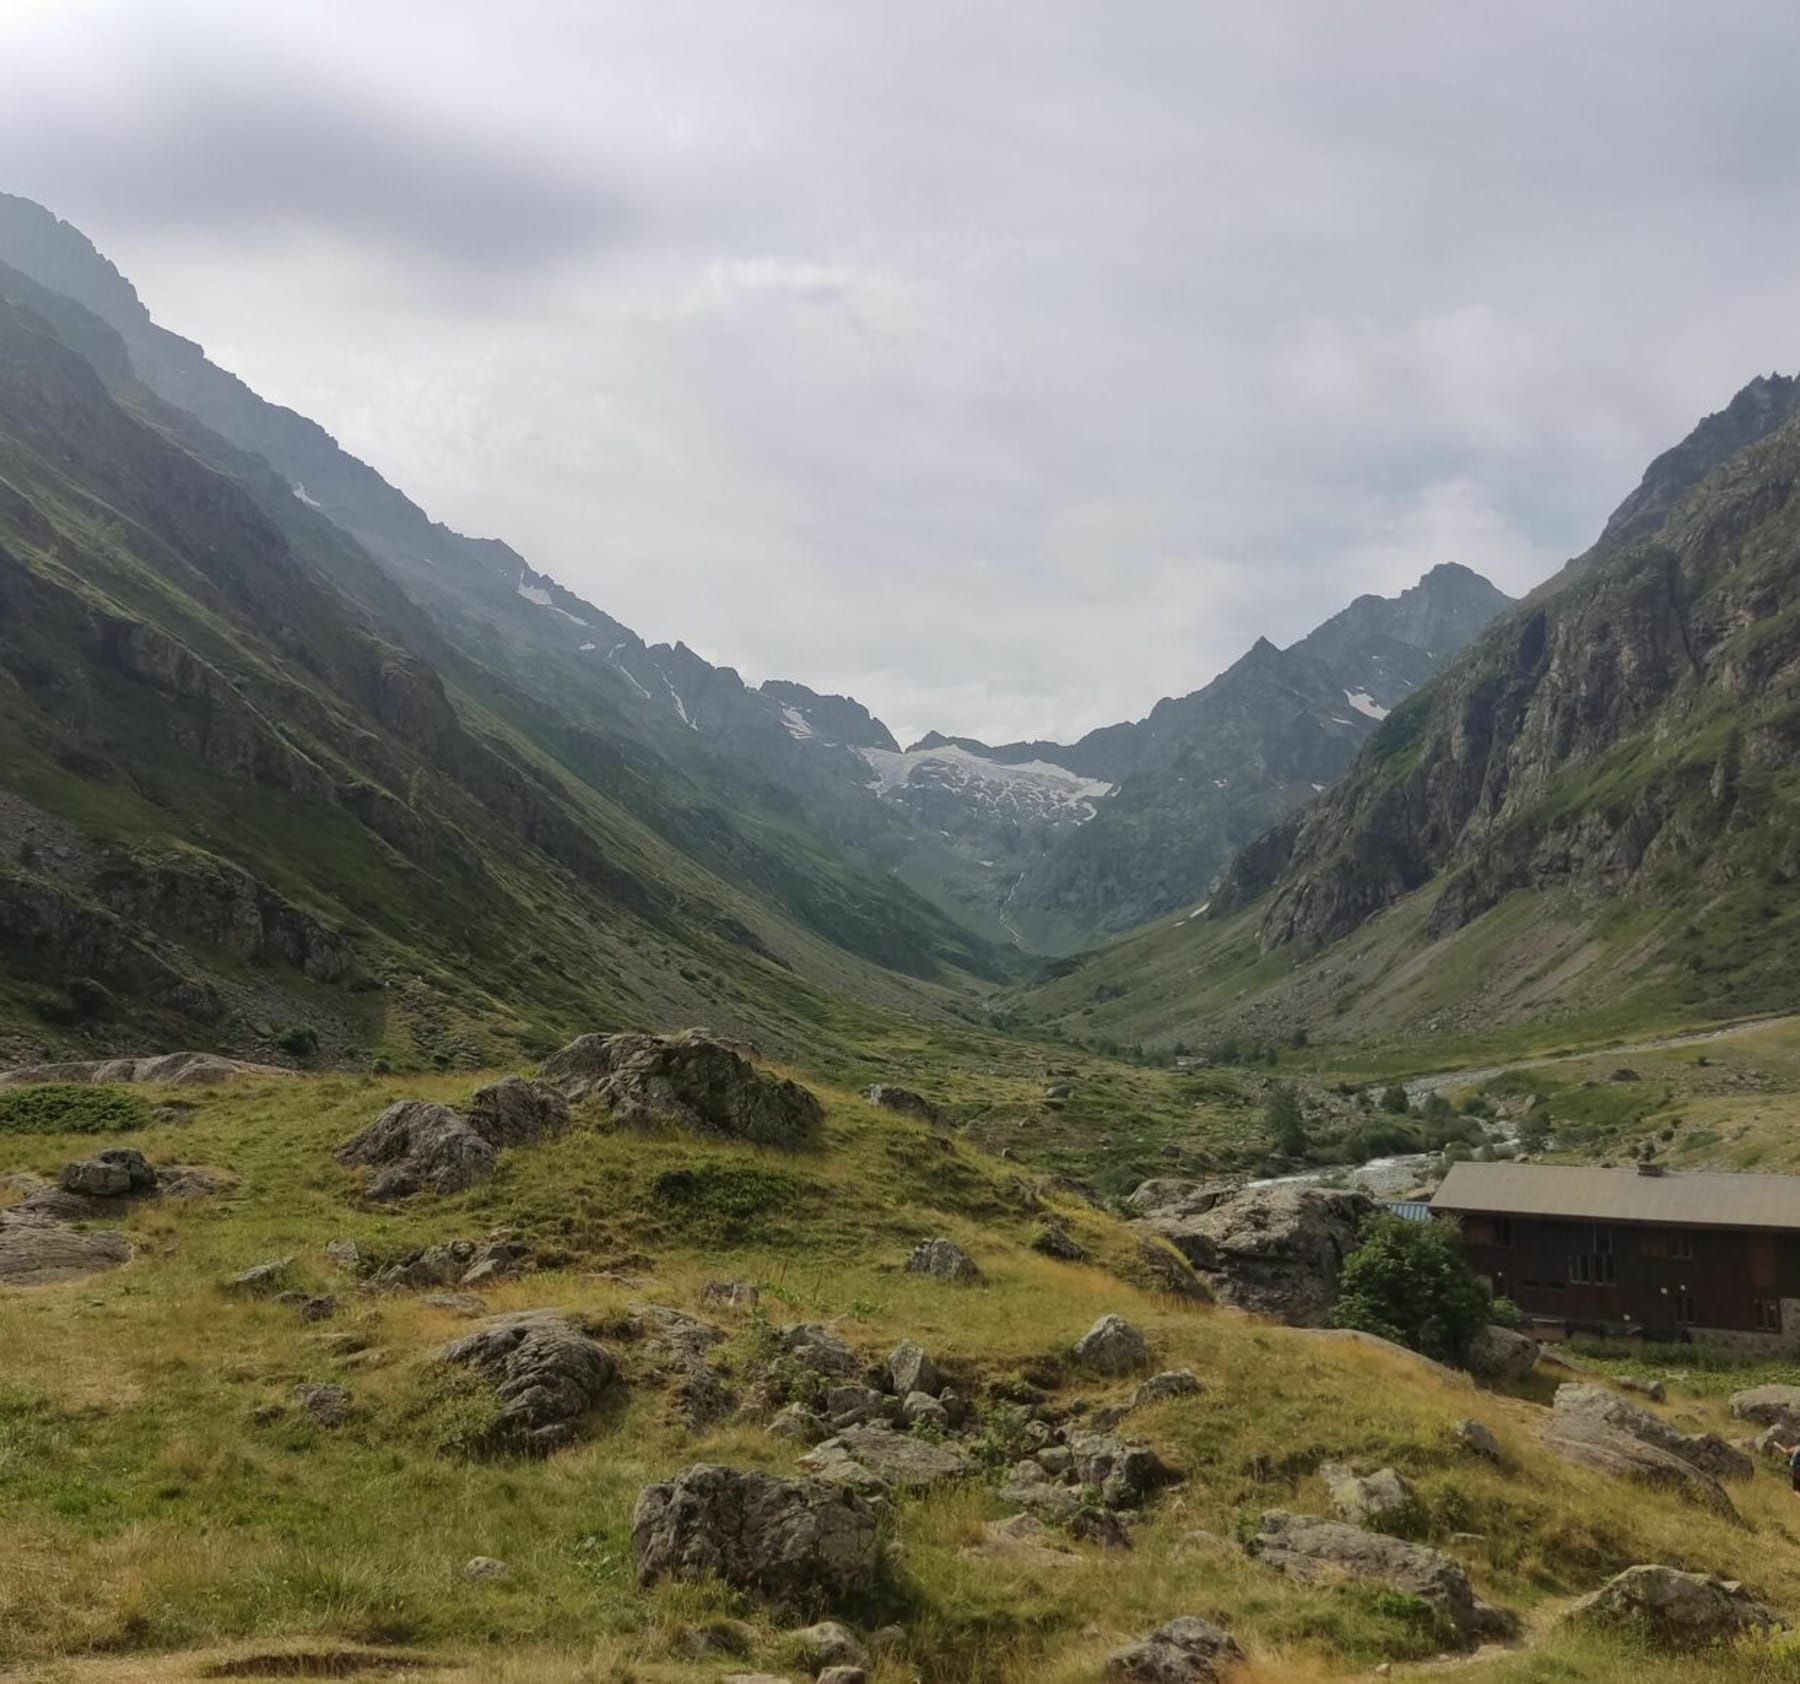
xmin=1248 ymin=1511 xmax=1513 ymax=1644
xmin=1126 ymin=1179 xmax=1232 ymax=1219
xmin=1540 ymin=1410 xmax=1738 ymax=1520
xmin=1465 ymin=1325 xmax=1539 ymax=1383
xmin=632 ymin=1464 xmax=880 ymax=1607
xmin=437 ymin=1310 xmax=618 ymax=1454
xmin=335 ymin=1080 xmax=566 ymax=1199
xmin=1564 ymin=1564 xmax=1781 ymax=1646
xmin=1105 ymin=1617 xmax=1244 ymax=1682
xmin=337 ymin=1101 xmax=495 ymax=1199
xmin=905 ymin=1237 xmax=979 ymax=1282
xmin=866 ymin=1084 xmax=940 ymax=1123
xmin=1553 ymin=1385 xmax=1753 ymax=1481
xmin=59 ymin=1146 xmax=157 ymax=1198
xmin=1729 ymin=1384 xmax=1800 ymax=1438
xmin=0 ymin=1051 xmax=290 ymax=1088
xmin=1136 ymin=1185 xmax=1374 ymax=1325
xmin=1073 ymin=1314 xmax=1151 ymax=1375
xmin=0 ymin=1211 xmax=131 ymax=1285
xmin=369 ymin=1234 xmax=531 ymax=1290
xmin=1320 ymin=1465 xmax=1415 ymax=1527
xmin=541 ymin=1029 xmax=821 ymax=1146
xmin=802 ymin=1423 xmax=973 ymax=1493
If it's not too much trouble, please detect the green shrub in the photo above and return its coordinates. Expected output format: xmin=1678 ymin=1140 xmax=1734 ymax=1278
xmin=276 ymin=1025 xmax=320 ymax=1058
xmin=0 ymin=1083 xmax=151 ymax=1136
xmin=1334 ymin=1214 xmax=1497 ymax=1364
xmin=1380 ymin=1084 xmax=1412 ymax=1115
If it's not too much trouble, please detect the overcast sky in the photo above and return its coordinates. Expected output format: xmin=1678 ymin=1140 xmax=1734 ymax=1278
xmin=5 ymin=2 xmax=1800 ymax=742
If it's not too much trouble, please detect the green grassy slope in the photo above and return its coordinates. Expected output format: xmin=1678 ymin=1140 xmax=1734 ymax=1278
xmin=0 ymin=296 xmax=992 ymax=1068
xmin=5 ymin=1061 xmax=1800 ymax=1682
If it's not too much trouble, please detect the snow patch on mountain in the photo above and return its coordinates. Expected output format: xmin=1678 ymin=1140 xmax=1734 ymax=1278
xmin=290 ymin=480 xmax=321 ymax=509
xmin=860 ymin=743 xmax=1113 ymax=824
xmin=780 ymin=705 xmax=816 ymax=741
xmin=1344 ymin=688 xmax=1389 ymax=720
xmin=516 ymin=572 xmax=553 ymax=608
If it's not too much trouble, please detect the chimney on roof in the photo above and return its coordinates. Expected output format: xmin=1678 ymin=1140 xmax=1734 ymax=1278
xmin=1636 ymin=1162 xmax=1665 ymax=1177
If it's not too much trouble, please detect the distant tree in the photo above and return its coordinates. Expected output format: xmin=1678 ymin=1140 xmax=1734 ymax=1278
xmin=1422 ymin=1092 xmax=1452 ymax=1126
xmin=1264 ymin=1083 xmax=1309 ymax=1156
xmin=1333 ymin=1215 xmax=1497 ymax=1364
xmin=1380 ymin=1083 xmax=1412 ymax=1115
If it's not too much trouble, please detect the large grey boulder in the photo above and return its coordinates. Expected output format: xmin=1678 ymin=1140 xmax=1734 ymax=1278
xmin=632 ymin=1463 xmax=879 ymax=1606
xmin=1564 ymin=1564 xmax=1781 ymax=1646
xmin=866 ymin=1084 xmax=940 ymax=1123
xmin=777 ymin=1323 xmax=859 ymax=1377
xmin=1136 ymin=1185 xmax=1374 ymax=1325
xmin=0 ymin=1213 xmax=132 ymax=1285
xmin=1104 ymin=1616 xmax=1244 ymax=1682
xmin=802 ymin=1423 xmax=973 ymax=1492
xmin=1540 ymin=1411 xmax=1738 ymax=1520
xmin=1554 ymin=1385 xmax=1752 ymax=1481
xmin=336 ymin=1100 xmax=495 ymax=1199
xmin=1066 ymin=1431 xmax=1174 ymax=1509
xmin=438 ymin=1310 xmax=618 ymax=1454
xmin=0 ymin=1052 xmax=291 ymax=1088
xmin=466 ymin=1077 xmax=569 ymax=1146
xmin=542 ymin=1029 xmax=821 ymax=1146
xmin=59 ymin=1147 xmax=158 ymax=1199
xmin=1730 ymin=1384 xmax=1800 ymax=1438
xmin=1073 ymin=1313 xmax=1151 ymax=1375
xmin=1320 ymin=1464 xmax=1415 ymax=1527
xmin=887 ymin=1339 xmax=939 ymax=1397
xmin=1465 ymin=1325 xmax=1539 ymax=1383
xmin=905 ymin=1237 xmax=979 ymax=1283
xmin=1125 ymin=1180 xmax=1233 ymax=1219
xmin=1248 ymin=1511 xmax=1513 ymax=1644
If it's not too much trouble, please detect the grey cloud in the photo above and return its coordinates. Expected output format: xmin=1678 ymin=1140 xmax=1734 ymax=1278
xmin=7 ymin=1 xmax=1800 ymax=742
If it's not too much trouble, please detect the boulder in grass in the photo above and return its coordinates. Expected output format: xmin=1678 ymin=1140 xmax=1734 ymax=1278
xmin=542 ymin=1029 xmax=821 ymax=1146
xmin=905 ymin=1237 xmax=980 ymax=1283
xmin=1105 ymin=1616 xmax=1245 ymax=1682
xmin=1564 ymin=1564 xmax=1781 ymax=1646
xmin=866 ymin=1084 xmax=941 ymax=1124
xmin=1073 ymin=1313 xmax=1150 ymax=1375
xmin=632 ymin=1463 xmax=880 ymax=1607
xmin=1248 ymin=1511 xmax=1514 ymax=1645
xmin=438 ymin=1310 xmax=618 ymax=1455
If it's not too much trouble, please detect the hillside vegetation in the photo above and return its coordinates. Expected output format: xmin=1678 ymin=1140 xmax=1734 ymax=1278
xmin=5 ymin=1054 xmax=1800 ymax=1683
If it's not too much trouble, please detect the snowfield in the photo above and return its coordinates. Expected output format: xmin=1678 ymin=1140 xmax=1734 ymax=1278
xmin=859 ymin=742 xmax=1113 ymax=824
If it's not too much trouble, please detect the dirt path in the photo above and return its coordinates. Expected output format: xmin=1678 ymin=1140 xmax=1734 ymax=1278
xmin=1400 ymin=1012 xmax=1799 ymax=1101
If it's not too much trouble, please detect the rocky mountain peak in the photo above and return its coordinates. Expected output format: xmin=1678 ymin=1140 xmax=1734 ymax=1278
xmin=1596 ymin=370 xmax=1800 ymax=552
xmin=760 ymin=680 xmax=899 ymax=751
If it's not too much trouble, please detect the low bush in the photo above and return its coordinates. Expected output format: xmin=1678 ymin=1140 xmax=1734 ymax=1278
xmin=0 ymin=1083 xmax=151 ymax=1135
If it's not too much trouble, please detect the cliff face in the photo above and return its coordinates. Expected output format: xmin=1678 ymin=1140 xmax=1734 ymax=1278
xmin=1227 ymin=396 xmax=1800 ymax=957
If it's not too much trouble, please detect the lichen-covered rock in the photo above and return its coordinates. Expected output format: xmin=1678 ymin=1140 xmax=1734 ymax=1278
xmin=1105 ymin=1616 xmax=1245 ymax=1682
xmin=1564 ymin=1564 xmax=1781 ymax=1646
xmin=905 ymin=1237 xmax=979 ymax=1283
xmin=1730 ymin=1384 xmax=1800 ymax=1438
xmin=632 ymin=1463 xmax=879 ymax=1607
xmin=866 ymin=1084 xmax=940 ymax=1123
xmin=336 ymin=1100 xmax=495 ymax=1200
xmin=542 ymin=1029 xmax=821 ymax=1145
xmin=1553 ymin=1385 xmax=1752 ymax=1481
xmin=1131 ymin=1370 xmax=1203 ymax=1409
xmin=0 ymin=1213 xmax=132 ymax=1285
xmin=802 ymin=1423 xmax=973 ymax=1491
xmin=438 ymin=1310 xmax=617 ymax=1454
xmin=1066 ymin=1431 xmax=1174 ymax=1509
xmin=1454 ymin=1418 xmax=1502 ymax=1461
xmin=1073 ymin=1313 xmax=1151 ymax=1375
xmin=887 ymin=1339 xmax=938 ymax=1398
xmin=1248 ymin=1511 xmax=1513 ymax=1644
xmin=777 ymin=1323 xmax=859 ymax=1377
xmin=1320 ymin=1464 xmax=1415 ymax=1527
xmin=465 ymin=1077 xmax=569 ymax=1146
xmin=1136 ymin=1185 xmax=1374 ymax=1325
xmin=1465 ymin=1324 xmax=1539 ymax=1383
xmin=1125 ymin=1180 xmax=1233 ymax=1219
xmin=292 ymin=1381 xmax=351 ymax=1427
xmin=58 ymin=1147 xmax=158 ymax=1199
xmin=791 ymin=1621 xmax=869 ymax=1672
xmin=1540 ymin=1411 xmax=1738 ymax=1520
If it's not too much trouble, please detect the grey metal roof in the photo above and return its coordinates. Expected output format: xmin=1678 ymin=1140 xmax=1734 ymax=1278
xmin=1431 ymin=1161 xmax=1800 ymax=1231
